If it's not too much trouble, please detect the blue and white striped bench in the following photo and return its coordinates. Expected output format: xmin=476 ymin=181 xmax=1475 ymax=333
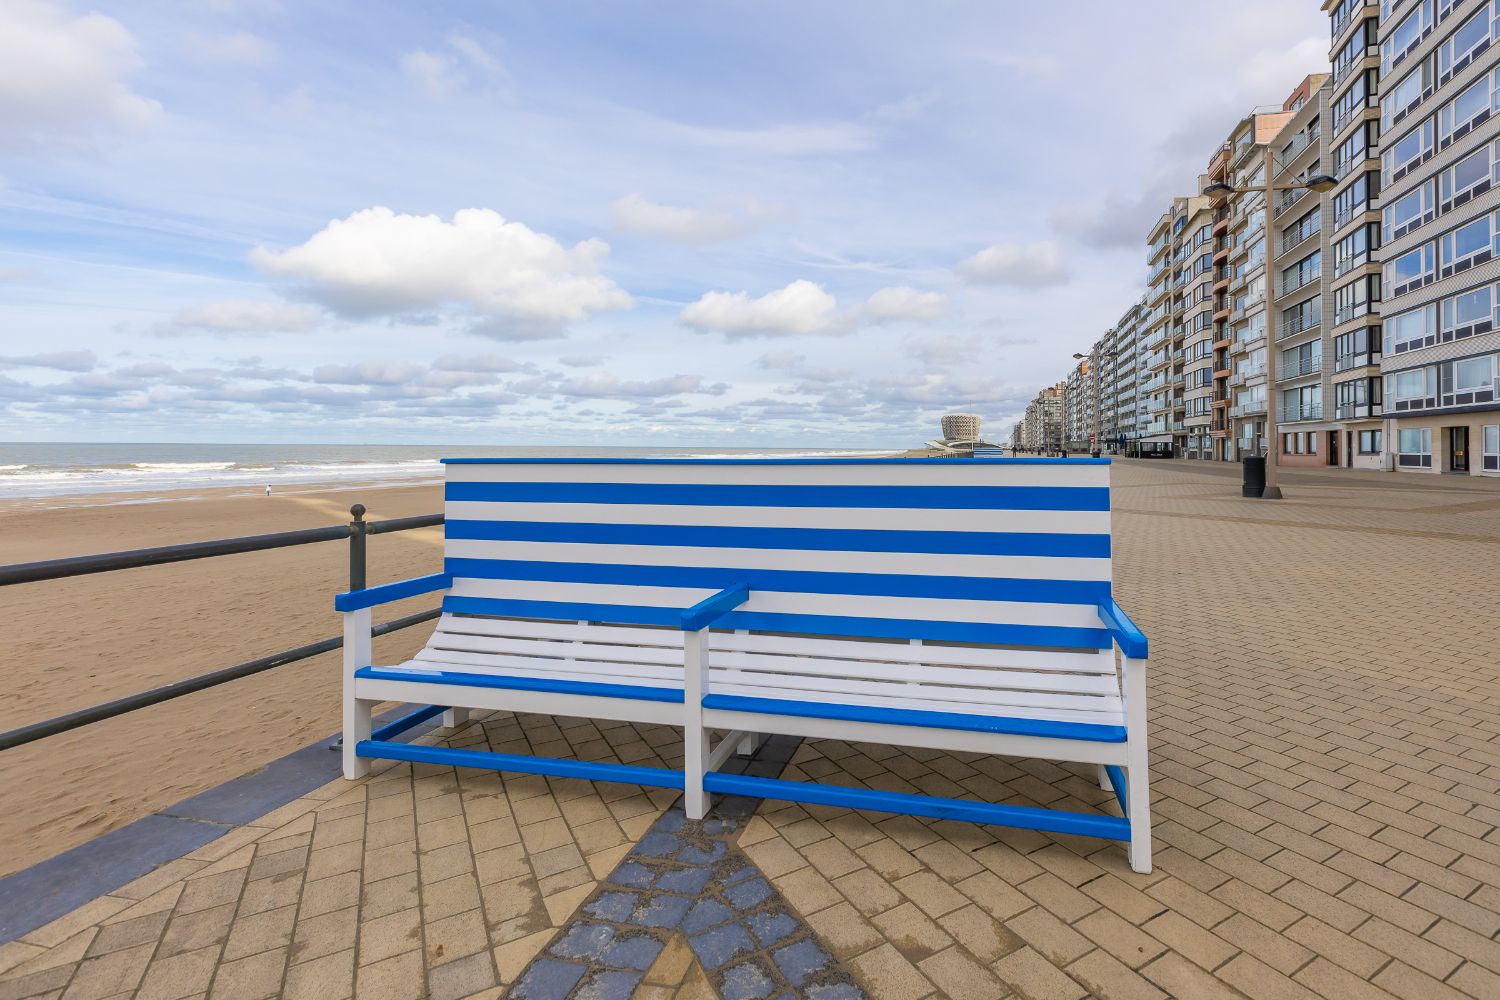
xmin=335 ymin=457 xmax=1153 ymax=872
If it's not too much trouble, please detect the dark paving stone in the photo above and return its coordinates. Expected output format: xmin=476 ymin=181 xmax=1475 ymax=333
xmin=720 ymin=958 xmax=779 ymax=1000
xmin=725 ymin=876 xmax=773 ymax=910
xmin=608 ymin=862 xmax=655 ymax=888
xmin=682 ymin=898 xmax=734 ymax=935
xmin=510 ymin=958 xmax=587 ymax=1000
xmin=805 ymin=983 xmax=864 ymax=1000
xmin=677 ymin=840 xmax=727 ymax=864
xmin=773 ymin=938 xmax=832 ymax=988
xmin=632 ymin=893 xmax=694 ymax=929
xmin=748 ymin=910 xmax=800 ymax=948
xmin=575 ymin=968 xmax=643 ymax=1000
xmin=721 ymin=864 xmax=757 ymax=886
xmin=599 ymin=933 xmax=663 ymax=971
xmin=655 ymin=865 xmax=714 ymax=894
xmin=634 ymin=832 xmax=681 ymax=857
xmin=689 ymin=921 xmax=756 ymax=970
xmin=549 ymin=922 xmax=615 ymax=961
xmin=583 ymin=891 xmax=637 ymax=922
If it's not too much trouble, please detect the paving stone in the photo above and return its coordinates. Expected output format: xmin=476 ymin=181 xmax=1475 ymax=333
xmin=282 ymin=949 xmax=354 ymax=1000
xmin=687 ymin=921 xmax=755 ymax=971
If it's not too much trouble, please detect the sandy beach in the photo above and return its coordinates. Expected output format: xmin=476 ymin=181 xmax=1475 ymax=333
xmin=0 ymin=479 xmax=447 ymax=877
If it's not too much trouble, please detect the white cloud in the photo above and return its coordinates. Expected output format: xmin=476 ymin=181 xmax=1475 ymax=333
xmin=680 ymin=279 xmax=843 ymax=338
xmin=251 ymin=207 xmax=631 ymax=333
xmin=905 ymin=333 xmax=1032 ymax=367
xmin=0 ymin=349 xmax=97 ymax=372
xmin=432 ymin=353 xmax=532 ymax=373
xmin=956 ymin=241 xmax=1069 ymax=286
xmin=157 ymin=299 xmax=325 ymax=336
xmin=610 ymin=193 xmax=748 ymax=245
xmin=858 ymin=286 xmax=948 ymax=324
xmin=549 ymin=373 xmax=723 ymax=399
xmin=312 ymin=361 xmax=426 ymax=386
xmin=0 ymin=0 xmax=161 ymax=153
xmin=401 ymin=35 xmax=510 ymax=99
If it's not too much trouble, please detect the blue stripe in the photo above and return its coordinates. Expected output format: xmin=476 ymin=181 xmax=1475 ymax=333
xmin=440 ymin=596 xmax=1113 ymax=649
xmin=356 ymin=741 xmax=686 ymax=789
xmin=442 ymin=457 xmax=1110 ymax=465
xmin=355 ymin=665 xmax=684 ymax=703
xmin=1104 ymin=765 xmax=1129 ymax=816
xmin=335 ymin=572 xmax=451 ymax=612
xmin=1097 ymin=598 xmax=1148 ymax=658
xmin=370 ymin=704 xmax=449 ymax=741
xmin=446 ymin=520 xmax=1109 ymax=559
xmin=444 ymin=482 xmax=1110 ymax=512
xmin=702 ymin=694 xmax=1127 ymax=742
xmin=702 ymin=773 xmax=1131 ymax=841
xmin=680 ymin=583 xmax=750 ymax=631
xmin=445 ymin=558 xmax=1111 ymax=606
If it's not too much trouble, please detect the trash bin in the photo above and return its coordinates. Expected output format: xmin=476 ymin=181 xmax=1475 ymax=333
xmin=1242 ymin=455 xmax=1266 ymax=497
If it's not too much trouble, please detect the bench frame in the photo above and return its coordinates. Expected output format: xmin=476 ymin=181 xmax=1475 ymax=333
xmin=337 ymin=574 xmax=1153 ymax=873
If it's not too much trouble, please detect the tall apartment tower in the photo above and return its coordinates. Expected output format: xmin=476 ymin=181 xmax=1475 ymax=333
xmin=1325 ymin=0 xmax=1387 ymax=469
xmin=1376 ymin=0 xmax=1500 ymax=473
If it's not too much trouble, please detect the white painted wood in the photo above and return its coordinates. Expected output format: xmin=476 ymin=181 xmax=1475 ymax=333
xmin=701 ymin=707 xmax=1130 ymax=766
xmin=1097 ymin=765 xmax=1110 ymax=791
xmin=683 ymin=630 xmax=709 ymax=819
xmin=445 ymin=461 xmax=1111 ymax=488
xmin=1122 ymin=655 xmax=1152 ymax=873
xmin=737 ymin=731 xmax=762 ymax=756
xmin=342 ymin=608 xmax=373 ymax=780
xmin=444 ymin=500 xmax=1110 ymax=536
xmin=353 ymin=675 xmax=683 ymax=727
xmin=446 ymin=578 xmax=1109 ymax=630
xmin=442 ymin=707 xmax=469 ymax=728
xmin=707 ymin=729 xmax=748 ymax=771
xmin=446 ymin=539 xmax=1112 ymax=583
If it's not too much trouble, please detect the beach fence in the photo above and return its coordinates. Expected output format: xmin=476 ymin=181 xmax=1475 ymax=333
xmin=0 ymin=505 xmax=441 ymax=752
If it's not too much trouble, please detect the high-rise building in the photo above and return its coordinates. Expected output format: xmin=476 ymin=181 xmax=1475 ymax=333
xmin=1375 ymin=0 xmax=1500 ymax=474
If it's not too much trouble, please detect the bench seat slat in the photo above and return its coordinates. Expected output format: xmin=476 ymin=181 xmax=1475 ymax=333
xmin=423 ymin=633 xmax=1121 ymax=696
xmin=701 ymin=693 xmax=1127 ymax=741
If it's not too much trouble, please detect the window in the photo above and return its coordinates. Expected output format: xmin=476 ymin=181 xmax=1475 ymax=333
xmin=1359 ymin=429 xmax=1382 ymax=454
xmin=1439 ymin=4 xmax=1495 ymax=83
xmin=1281 ymin=251 xmax=1320 ymax=294
xmin=1282 ymin=209 xmax=1320 ymax=252
xmin=1334 ymin=274 xmax=1380 ymax=325
xmin=1282 ymin=298 xmax=1321 ymax=336
xmin=1397 ymin=427 xmax=1433 ymax=467
xmin=1334 ymin=223 xmax=1380 ymax=277
xmin=1387 ymin=304 xmax=1439 ymax=353
xmin=1394 ymin=368 xmax=1432 ymax=399
xmin=1334 ymin=171 xmax=1377 ymax=227
xmin=1281 ymin=385 xmax=1321 ymax=421
xmin=1385 ymin=242 xmax=1436 ymax=295
xmin=1483 ymin=424 xmax=1500 ymax=470
xmin=1384 ymin=58 xmax=1434 ymax=130
xmin=1335 ymin=327 xmax=1381 ymax=370
xmin=1440 ymin=74 xmax=1491 ymax=148
xmin=1441 ymin=285 xmax=1494 ymax=340
xmin=1384 ymin=0 xmax=1434 ymax=73
xmin=1334 ymin=122 xmax=1378 ymax=180
xmin=1281 ymin=341 xmax=1322 ymax=378
xmin=1454 ymin=355 xmax=1495 ymax=390
xmin=1333 ymin=69 xmax=1378 ymax=132
xmin=1385 ymin=179 xmax=1437 ymax=238
xmin=1384 ymin=118 xmax=1435 ymax=184
xmin=1333 ymin=19 xmax=1374 ymax=83
xmin=1438 ymin=142 xmax=1494 ymax=209
xmin=1440 ymin=215 xmax=1493 ymax=276
xmin=1336 ymin=376 xmax=1382 ymax=418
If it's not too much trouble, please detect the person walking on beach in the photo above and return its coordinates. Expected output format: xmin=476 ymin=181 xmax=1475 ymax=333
xmin=265 ymin=485 xmax=272 ymax=497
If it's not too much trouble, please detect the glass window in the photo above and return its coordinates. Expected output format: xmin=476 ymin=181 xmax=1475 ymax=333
xmin=1385 ymin=60 xmax=1433 ymax=128
xmin=1385 ymin=119 xmax=1435 ymax=181
xmin=1359 ymin=429 xmax=1382 ymax=454
xmin=1386 ymin=243 xmax=1436 ymax=289
xmin=1454 ymin=355 xmax=1494 ymax=390
xmin=1443 ymin=215 xmax=1491 ymax=266
xmin=1385 ymin=0 xmax=1434 ymax=72
xmin=1394 ymin=368 xmax=1431 ymax=399
xmin=1440 ymin=5 xmax=1493 ymax=76
xmin=1440 ymin=144 xmax=1492 ymax=203
xmin=1449 ymin=286 xmax=1493 ymax=327
xmin=1483 ymin=425 xmax=1500 ymax=469
xmin=1441 ymin=75 xmax=1490 ymax=140
xmin=1385 ymin=180 xmax=1435 ymax=236
xmin=1398 ymin=427 xmax=1432 ymax=454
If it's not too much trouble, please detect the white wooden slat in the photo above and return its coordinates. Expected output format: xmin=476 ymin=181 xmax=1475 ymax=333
xmin=706 ymin=681 xmax=1124 ymax=727
xmin=445 ymin=462 xmax=1111 ymax=489
xmin=424 ymin=632 xmax=1117 ymax=696
xmin=445 ymin=539 xmax=1112 ymax=584
xmin=395 ymin=655 xmax=1124 ymax=725
xmin=444 ymin=500 xmax=1110 ymax=536
xmin=446 ymin=578 xmax=1109 ymax=631
xmin=431 ymin=614 xmax=1119 ymax=675
xmin=713 ymin=631 xmax=1119 ymax=674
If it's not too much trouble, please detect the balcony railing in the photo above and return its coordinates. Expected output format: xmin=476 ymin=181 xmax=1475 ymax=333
xmin=1229 ymin=401 xmax=1267 ymax=417
xmin=1279 ymin=402 xmax=1324 ymax=422
xmin=1279 ymin=270 xmax=1318 ymax=296
xmin=1277 ymin=354 xmax=1325 ymax=380
xmin=1279 ymin=311 xmax=1321 ymax=338
xmin=1334 ymin=351 xmax=1380 ymax=372
xmin=1335 ymin=401 xmax=1383 ymax=419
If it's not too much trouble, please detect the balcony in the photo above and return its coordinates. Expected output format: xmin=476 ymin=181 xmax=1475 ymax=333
xmin=1229 ymin=401 xmax=1267 ymax=417
xmin=1276 ymin=185 xmax=1311 ymax=218
xmin=1334 ymin=351 xmax=1381 ymax=373
xmin=1279 ymin=402 xmax=1325 ymax=422
xmin=1336 ymin=401 xmax=1383 ymax=419
xmin=1277 ymin=354 xmax=1324 ymax=380
xmin=1278 ymin=311 xmax=1321 ymax=339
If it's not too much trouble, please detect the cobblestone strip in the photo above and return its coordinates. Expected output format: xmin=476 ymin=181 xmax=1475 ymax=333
xmin=509 ymin=736 xmax=868 ymax=1000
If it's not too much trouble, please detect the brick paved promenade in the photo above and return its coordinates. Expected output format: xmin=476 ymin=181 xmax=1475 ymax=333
xmin=2 ymin=460 xmax=1498 ymax=999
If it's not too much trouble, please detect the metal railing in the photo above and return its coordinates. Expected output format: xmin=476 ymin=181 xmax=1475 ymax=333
xmin=0 ymin=506 xmax=443 ymax=752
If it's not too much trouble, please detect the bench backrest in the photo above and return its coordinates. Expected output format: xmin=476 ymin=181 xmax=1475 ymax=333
xmin=440 ymin=457 xmax=1113 ymax=650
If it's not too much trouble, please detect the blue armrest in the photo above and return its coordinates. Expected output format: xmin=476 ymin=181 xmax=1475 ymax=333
xmin=1097 ymin=599 xmax=1148 ymax=659
xmin=680 ymin=584 xmax=750 ymax=631
xmin=336 ymin=572 xmax=451 ymax=612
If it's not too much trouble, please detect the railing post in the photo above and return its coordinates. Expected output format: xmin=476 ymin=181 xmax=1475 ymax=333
xmin=349 ymin=504 xmax=367 ymax=592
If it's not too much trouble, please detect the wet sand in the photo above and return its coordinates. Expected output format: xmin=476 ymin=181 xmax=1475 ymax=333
xmin=0 ymin=479 xmax=444 ymax=877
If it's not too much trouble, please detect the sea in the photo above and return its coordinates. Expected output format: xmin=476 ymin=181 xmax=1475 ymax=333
xmin=0 ymin=443 xmax=893 ymax=502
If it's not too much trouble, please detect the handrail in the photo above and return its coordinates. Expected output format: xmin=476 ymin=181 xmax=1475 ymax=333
xmin=0 ymin=504 xmax=444 ymax=752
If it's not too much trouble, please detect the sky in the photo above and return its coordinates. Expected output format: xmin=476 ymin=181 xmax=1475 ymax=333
xmin=0 ymin=0 xmax=1329 ymax=447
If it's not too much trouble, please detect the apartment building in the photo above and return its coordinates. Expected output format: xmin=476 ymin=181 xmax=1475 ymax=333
xmin=1376 ymin=0 xmax=1500 ymax=474
xmin=1324 ymin=0 xmax=1387 ymax=470
xmin=1063 ymin=357 xmax=1097 ymax=451
xmin=1010 ymin=382 xmax=1066 ymax=452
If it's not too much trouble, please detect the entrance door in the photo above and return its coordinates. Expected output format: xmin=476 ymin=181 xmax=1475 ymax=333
xmin=1450 ymin=427 xmax=1469 ymax=472
xmin=1329 ymin=431 xmax=1340 ymax=467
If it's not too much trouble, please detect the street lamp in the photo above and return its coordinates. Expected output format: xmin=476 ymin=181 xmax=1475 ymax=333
xmin=1201 ymin=164 xmax=1336 ymax=499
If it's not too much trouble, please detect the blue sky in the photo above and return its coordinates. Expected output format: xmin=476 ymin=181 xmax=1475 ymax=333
xmin=0 ymin=0 xmax=1327 ymax=446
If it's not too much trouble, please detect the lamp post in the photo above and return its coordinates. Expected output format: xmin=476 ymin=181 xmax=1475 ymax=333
xmin=1203 ymin=158 xmax=1335 ymax=500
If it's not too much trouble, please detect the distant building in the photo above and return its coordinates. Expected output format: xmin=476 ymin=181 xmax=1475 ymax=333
xmin=940 ymin=413 xmax=981 ymax=443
